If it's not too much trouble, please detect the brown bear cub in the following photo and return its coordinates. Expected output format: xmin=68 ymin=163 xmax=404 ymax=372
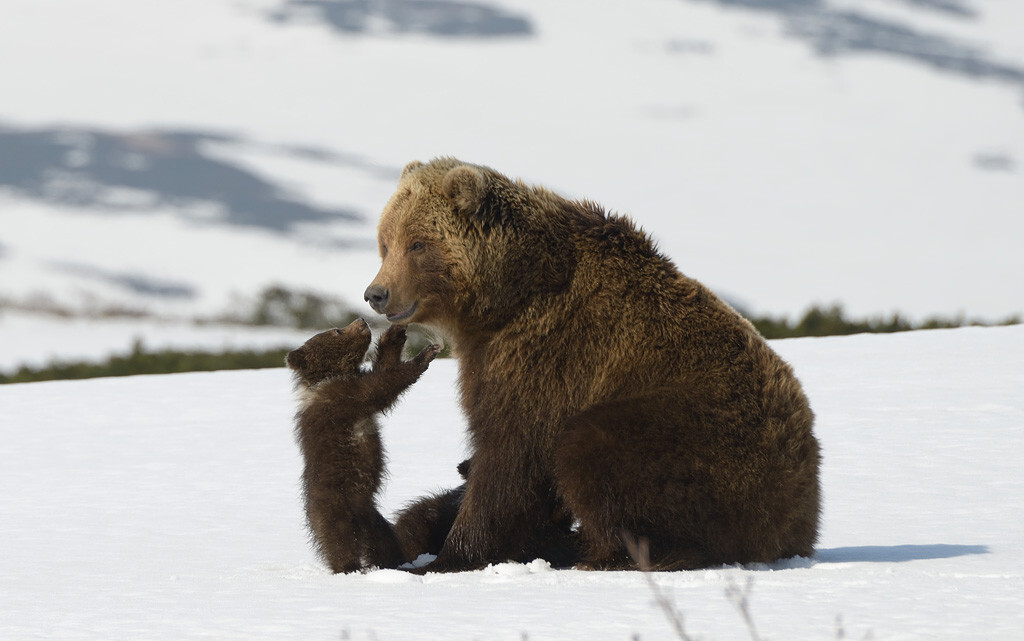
xmin=286 ymin=318 xmax=443 ymax=572
xmin=364 ymin=158 xmax=822 ymax=572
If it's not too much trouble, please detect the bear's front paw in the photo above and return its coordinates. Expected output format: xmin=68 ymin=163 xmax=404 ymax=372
xmin=413 ymin=551 xmax=488 ymax=574
xmin=393 ymin=343 xmax=440 ymax=380
xmin=411 ymin=343 xmax=442 ymax=368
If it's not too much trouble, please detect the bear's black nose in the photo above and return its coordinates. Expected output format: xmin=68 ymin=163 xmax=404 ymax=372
xmin=364 ymin=284 xmax=389 ymax=314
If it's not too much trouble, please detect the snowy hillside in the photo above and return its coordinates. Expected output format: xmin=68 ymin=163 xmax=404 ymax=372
xmin=3 ymin=325 xmax=1023 ymax=640
xmin=1 ymin=0 xmax=1022 ymax=329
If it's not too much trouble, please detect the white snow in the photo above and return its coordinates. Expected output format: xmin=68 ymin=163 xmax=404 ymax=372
xmin=3 ymin=325 xmax=1023 ymax=640
xmin=1 ymin=0 xmax=1022 ymax=324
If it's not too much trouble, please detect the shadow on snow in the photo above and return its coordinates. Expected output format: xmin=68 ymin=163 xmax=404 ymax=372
xmin=0 ymin=123 xmax=397 ymax=237
xmin=684 ymin=0 xmax=1024 ymax=85
xmin=815 ymin=543 xmax=990 ymax=563
xmin=270 ymin=0 xmax=533 ymax=38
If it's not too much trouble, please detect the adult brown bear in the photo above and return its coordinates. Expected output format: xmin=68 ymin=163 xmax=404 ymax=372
xmin=364 ymin=158 xmax=821 ymax=572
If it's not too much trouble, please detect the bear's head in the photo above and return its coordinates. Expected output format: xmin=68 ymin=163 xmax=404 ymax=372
xmin=285 ymin=318 xmax=373 ymax=387
xmin=363 ymin=158 xmax=576 ymax=340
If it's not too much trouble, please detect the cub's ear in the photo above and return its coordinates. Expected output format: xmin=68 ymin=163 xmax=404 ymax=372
xmin=285 ymin=347 xmax=306 ymax=371
xmin=401 ymin=161 xmax=424 ymax=178
xmin=442 ymin=165 xmax=488 ymax=215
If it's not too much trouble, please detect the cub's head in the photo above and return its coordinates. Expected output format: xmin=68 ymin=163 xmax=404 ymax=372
xmin=285 ymin=318 xmax=373 ymax=387
xmin=363 ymin=158 xmax=574 ymax=339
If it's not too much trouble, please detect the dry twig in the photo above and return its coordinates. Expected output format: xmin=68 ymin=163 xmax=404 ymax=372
xmin=724 ymin=576 xmax=762 ymax=641
xmin=623 ymin=533 xmax=695 ymax=641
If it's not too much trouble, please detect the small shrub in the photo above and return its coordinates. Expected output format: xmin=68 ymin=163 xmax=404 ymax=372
xmin=746 ymin=303 xmax=1019 ymax=340
xmin=248 ymin=285 xmax=358 ymax=329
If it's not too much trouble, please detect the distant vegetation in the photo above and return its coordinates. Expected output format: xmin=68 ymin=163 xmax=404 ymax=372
xmin=0 ymin=340 xmax=290 ymax=385
xmin=0 ymin=288 xmax=1017 ymax=384
xmin=747 ymin=303 xmax=1020 ymax=339
xmin=245 ymin=285 xmax=361 ymax=329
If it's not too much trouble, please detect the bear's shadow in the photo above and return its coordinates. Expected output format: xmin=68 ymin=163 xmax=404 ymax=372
xmin=813 ymin=543 xmax=989 ymax=564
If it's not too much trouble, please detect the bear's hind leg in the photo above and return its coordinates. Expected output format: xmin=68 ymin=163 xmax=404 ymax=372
xmin=307 ymin=499 xmax=407 ymax=572
xmin=392 ymin=485 xmax=465 ymax=561
xmin=306 ymin=499 xmax=365 ymax=574
xmin=553 ymin=396 xmax=710 ymax=571
xmin=361 ymin=509 xmax=407 ymax=569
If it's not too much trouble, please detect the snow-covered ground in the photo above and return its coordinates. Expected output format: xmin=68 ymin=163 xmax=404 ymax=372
xmin=3 ymin=325 xmax=1022 ymax=640
xmin=1 ymin=0 xmax=1022 ymax=328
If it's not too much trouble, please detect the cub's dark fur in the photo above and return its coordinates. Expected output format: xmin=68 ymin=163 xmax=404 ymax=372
xmin=286 ymin=319 xmax=444 ymax=572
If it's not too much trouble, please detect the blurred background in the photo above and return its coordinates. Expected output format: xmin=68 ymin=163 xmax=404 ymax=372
xmin=1 ymin=0 xmax=1021 ymax=381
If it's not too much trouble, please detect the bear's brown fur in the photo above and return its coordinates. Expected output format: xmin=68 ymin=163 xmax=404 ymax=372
xmin=286 ymin=319 xmax=446 ymax=572
xmin=364 ymin=158 xmax=821 ymax=572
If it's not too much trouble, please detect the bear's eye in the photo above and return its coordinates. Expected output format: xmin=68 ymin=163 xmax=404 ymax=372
xmin=409 ymin=241 xmax=425 ymax=252
xmin=380 ymin=243 xmax=389 ymax=257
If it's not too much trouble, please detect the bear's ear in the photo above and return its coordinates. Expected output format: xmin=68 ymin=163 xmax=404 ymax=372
xmin=285 ymin=347 xmax=306 ymax=370
xmin=442 ymin=165 xmax=488 ymax=215
xmin=401 ymin=161 xmax=423 ymax=178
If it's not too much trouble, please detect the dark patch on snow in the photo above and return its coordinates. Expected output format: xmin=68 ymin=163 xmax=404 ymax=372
xmin=816 ymin=543 xmax=989 ymax=563
xmin=49 ymin=261 xmax=197 ymax=300
xmin=665 ymin=38 xmax=717 ymax=55
xmin=972 ymin=152 xmax=1016 ymax=172
xmin=684 ymin=0 xmax=1024 ymax=85
xmin=889 ymin=0 xmax=977 ymax=19
xmin=0 ymin=123 xmax=396 ymax=238
xmin=270 ymin=0 xmax=533 ymax=38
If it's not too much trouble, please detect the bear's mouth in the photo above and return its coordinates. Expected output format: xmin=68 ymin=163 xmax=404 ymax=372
xmin=386 ymin=301 xmax=418 ymax=323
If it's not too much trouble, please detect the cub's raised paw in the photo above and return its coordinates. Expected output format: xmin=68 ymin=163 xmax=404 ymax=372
xmin=374 ymin=325 xmax=409 ymax=371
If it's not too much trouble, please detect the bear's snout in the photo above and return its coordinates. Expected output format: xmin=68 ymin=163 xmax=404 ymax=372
xmin=364 ymin=284 xmax=389 ymax=314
